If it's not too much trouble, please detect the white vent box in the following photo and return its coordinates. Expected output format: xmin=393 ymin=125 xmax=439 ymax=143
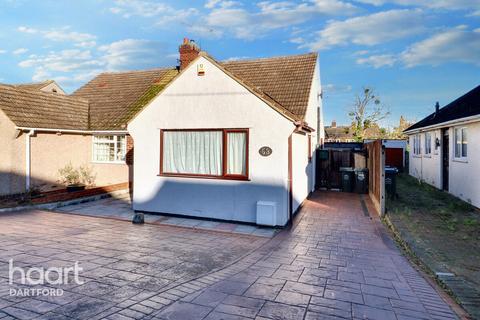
xmin=256 ymin=201 xmax=277 ymax=226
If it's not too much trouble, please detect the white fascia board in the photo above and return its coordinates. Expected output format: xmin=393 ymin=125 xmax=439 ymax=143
xmin=404 ymin=114 xmax=480 ymax=135
xmin=15 ymin=126 xmax=128 ymax=134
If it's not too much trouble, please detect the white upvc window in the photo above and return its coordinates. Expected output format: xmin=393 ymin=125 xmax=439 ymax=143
xmin=424 ymin=132 xmax=432 ymax=155
xmin=454 ymin=127 xmax=467 ymax=160
xmin=413 ymin=134 xmax=421 ymax=155
xmin=92 ymin=135 xmax=126 ymax=163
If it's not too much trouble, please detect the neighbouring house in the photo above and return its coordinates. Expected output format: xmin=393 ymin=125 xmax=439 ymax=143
xmin=128 ymin=39 xmax=323 ymax=226
xmin=404 ymin=85 xmax=480 ymax=208
xmin=324 ymin=121 xmax=354 ymax=142
xmin=14 ymin=80 xmax=66 ymax=95
xmin=0 ymin=70 xmax=177 ymax=196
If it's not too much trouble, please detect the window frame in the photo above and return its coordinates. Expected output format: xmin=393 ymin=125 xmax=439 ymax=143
xmin=413 ymin=134 xmax=421 ymax=156
xmin=454 ymin=127 xmax=468 ymax=160
xmin=424 ymin=132 xmax=431 ymax=156
xmin=159 ymin=128 xmax=249 ymax=180
xmin=92 ymin=135 xmax=127 ymax=164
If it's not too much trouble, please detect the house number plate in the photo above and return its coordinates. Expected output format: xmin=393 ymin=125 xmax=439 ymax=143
xmin=259 ymin=146 xmax=273 ymax=157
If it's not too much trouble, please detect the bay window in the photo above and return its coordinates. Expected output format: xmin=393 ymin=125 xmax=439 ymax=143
xmin=93 ymin=135 xmax=126 ymax=163
xmin=454 ymin=127 xmax=467 ymax=159
xmin=160 ymin=129 xmax=248 ymax=179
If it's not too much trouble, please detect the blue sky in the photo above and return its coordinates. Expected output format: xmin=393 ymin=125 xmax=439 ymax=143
xmin=0 ymin=0 xmax=479 ymax=127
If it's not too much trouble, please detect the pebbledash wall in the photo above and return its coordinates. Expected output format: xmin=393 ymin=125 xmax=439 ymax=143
xmin=409 ymin=121 xmax=480 ymax=208
xmin=0 ymin=109 xmax=131 ymax=196
xmin=129 ymin=56 xmax=320 ymax=226
xmin=0 ymin=110 xmax=25 ymax=195
xmin=29 ymin=132 xmax=130 ymax=191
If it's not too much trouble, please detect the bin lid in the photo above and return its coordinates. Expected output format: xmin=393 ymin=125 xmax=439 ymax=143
xmin=339 ymin=167 xmax=354 ymax=172
xmin=385 ymin=167 xmax=399 ymax=173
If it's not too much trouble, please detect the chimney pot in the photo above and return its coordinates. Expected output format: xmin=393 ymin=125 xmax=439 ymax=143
xmin=435 ymin=101 xmax=440 ymax=115
xmin=179 ymin=37 xmax=200 ymax=70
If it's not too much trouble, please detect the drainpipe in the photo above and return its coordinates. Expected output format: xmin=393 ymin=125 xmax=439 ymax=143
xmin=25 ymin=130 xmax=35 ymax=191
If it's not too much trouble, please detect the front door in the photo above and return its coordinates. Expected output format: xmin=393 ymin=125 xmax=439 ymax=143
xmin=442 ymin=129 xmax=449 ymax=191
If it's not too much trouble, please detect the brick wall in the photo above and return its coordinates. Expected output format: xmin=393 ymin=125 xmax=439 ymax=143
xmin=126 ymin=135 xmax=134 ymax=165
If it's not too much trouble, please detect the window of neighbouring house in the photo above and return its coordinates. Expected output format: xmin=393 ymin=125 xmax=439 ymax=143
xmin=93 ymin=135 xmax=126 ymax=163
xmin=424 ymin=132 xmax=431 ymax=155
xmin=160 ymin=129 xmax=248 ymax=179
xmin=454 ymin=127 xmax=467 ymax=159
xmin=413 ymin=134 xmax=421 ymax=155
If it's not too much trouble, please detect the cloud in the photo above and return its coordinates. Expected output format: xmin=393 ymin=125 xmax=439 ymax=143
xmin=205 ymin=0 xmax=222 ymax=8
xmin=43 ymin=29 xmax=96 ymax=43
xmin=353 ymin=0 xmax=480 ymax=10
xmin=356 ymin=54 xmax=397 ymax=68
xmin=323 ymin=83 xmax=352 ymax=94
xmin=13 ymin=48 xmax=28 ymax=55
xmin=17 ymin=26 xmax=38 ymax=34
xmin=199 ymin=0 xmax=358 ymax=40
xmin=109 ymin=0 xmax=198 ymax=25
xmin=18 ymin=49 xmax=100 ymax=72
xmin=289 ymin=37 xmax=305 ymax=44
xmin=467 ymin=9 xmax=480 ymax=17
xmin=305 ymin=9 xmax=425 ymax=50
xmin=224 ymin=56 xmax=250 ymax=62
xmin=401 ymin=26 xmax=480 ymax=66
xmin=18 ymin=39 xmax=174 ymax=90
xmin=18 ymin=25 xmax=97 ymax=48
xmin=0 ymin=49 xmax=6 ymax=54
xmin=98 ymin=39 xmax=172 ymax=71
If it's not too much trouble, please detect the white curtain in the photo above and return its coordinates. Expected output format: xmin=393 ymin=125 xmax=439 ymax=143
xmin=227 ymin=132 xmax=246 ymax=175
xmin=163 ymin=131 xmax=222 ymax=175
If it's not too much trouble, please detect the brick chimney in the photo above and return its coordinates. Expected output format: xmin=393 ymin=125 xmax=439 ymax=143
xmin=331 ymin=120 xmax=337 ymax=128
xmin=179 ymin=38 xmax=200 ymax=70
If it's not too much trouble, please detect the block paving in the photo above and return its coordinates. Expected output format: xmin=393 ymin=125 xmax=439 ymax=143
xmin=0 ymin=191 xmax=459 ymax=319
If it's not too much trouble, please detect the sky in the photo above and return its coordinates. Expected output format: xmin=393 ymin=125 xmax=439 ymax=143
xmin=0 ymin=0 xmax=479 ymax=128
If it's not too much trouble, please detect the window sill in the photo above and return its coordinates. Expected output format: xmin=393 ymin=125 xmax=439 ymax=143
xmin=413 ymin=155 xmax=422 ymax=158
xmin=158 ymin=173 xmax=250 ymax=181
xmin=423 ymin=154 xmax=432 ymax=158
xmin=452 ymin=158 xmax=468 ymax=163
xmin=91 ymin=161 xmax=126 ymax=165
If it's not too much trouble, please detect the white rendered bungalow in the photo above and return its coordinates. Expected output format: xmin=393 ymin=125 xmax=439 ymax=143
xmin=404 ymin=85 xmax=480 ymax=208
xmin=128 ymin=39 xmax=323 ymax=226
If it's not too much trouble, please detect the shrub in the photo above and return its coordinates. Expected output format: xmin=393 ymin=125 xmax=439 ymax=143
xmin=58 ymin=163 xmax=96 ymax=186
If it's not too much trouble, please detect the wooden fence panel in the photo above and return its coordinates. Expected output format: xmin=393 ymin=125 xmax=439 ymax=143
xmin=365 ymin=140 xmax=385 ymax=216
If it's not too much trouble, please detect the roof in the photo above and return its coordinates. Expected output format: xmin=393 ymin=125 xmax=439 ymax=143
xmin=325 ymin=125 xmax=353 ymax=140
xmin=73 ymin=68 xmax=178 ymax=130
xmin=406 ymin=85 xmax=480 ymax=132
xmin=221 ymin=53 xmax=317 ymax=120
xmin=0 ymin=84 xmax=89 ymax=130
xmin=14 ymin=80 xmax=56 ymax=91
xmin=0 ymin=52 xmax=318 ymax=131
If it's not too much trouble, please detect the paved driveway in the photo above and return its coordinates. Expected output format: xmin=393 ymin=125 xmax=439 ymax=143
xmin=0 ymin=191 xmax=459 ymax=319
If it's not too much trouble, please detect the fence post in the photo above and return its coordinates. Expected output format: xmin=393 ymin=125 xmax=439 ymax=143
xmin=380 ymin=142 xmax=386 ymax=216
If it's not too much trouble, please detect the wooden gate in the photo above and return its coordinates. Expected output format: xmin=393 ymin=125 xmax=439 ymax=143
xmin=315 ymin=148 xmax=366 ymax=189
xmin=365 ymin=140 xmax=385 ymax=216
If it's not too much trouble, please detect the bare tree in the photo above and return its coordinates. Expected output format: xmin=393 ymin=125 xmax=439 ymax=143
xmin=348 ymin=87 xmax=390 ymax=141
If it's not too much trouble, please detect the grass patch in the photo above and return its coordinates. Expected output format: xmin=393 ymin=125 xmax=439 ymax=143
xmin=386 ymin=173 xmax=480 ymax=287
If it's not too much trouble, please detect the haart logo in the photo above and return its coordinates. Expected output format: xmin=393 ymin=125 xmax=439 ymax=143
xmin=8 ymin=259 xmax=84 ymax=297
